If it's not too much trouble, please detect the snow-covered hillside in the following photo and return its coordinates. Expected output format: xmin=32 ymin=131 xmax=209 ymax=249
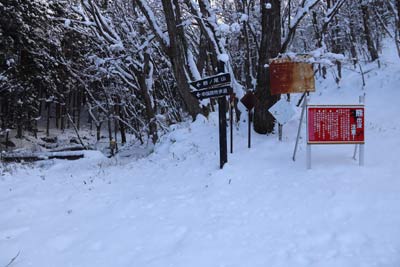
xmin=1 ymin=43 xmax=400 ymax=267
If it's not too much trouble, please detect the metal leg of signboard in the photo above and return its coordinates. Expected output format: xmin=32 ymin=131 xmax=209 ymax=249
xmin=353 ymin=144 xmax=358 ymax=160
xmin=248 ymin=110 xmax=252 ymax=148
xmin=359 ymin=144 xmax=365 ymax=166
xmin=292 ymin=93 xmax=307 ymax=161
xmin=307 ymin=144 xmax=311 ymax=169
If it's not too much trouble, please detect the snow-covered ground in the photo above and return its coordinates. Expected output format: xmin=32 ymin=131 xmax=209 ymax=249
xmin=1 ymin=43 xmax=400 ymax=267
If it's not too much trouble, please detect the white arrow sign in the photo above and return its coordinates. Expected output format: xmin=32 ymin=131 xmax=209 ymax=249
xmin=268 ymin=98 xmax=296 ymax=125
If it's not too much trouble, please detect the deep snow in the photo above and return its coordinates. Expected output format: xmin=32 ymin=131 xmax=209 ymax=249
xmin=1 ymin=43 xmax=400 ymax=267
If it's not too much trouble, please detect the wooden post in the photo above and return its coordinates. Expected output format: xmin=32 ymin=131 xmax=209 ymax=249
xmin=46 ymin=102 xmax=51 ymax=137
xmin=230 ymin=98 xmax=233 ymax=154
xmin=110 ymin=139 xmax=116 ymax=157
xmin=5 ymin=131 xmax=9 ymax=152
xmin=248 ymin=110 xmax=252 ymax=148
xmin=218 ymin=61 xmax=227 ymax=169
xmin=218 ymin=97 xmax=227 ymax=169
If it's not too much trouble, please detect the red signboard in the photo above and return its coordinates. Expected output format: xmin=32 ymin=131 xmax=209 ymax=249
xmin=307 ymin=105 xmax=365 ymax=144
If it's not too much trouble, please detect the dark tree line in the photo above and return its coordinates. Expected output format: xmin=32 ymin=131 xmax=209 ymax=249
xmin=0 ymin=0 xmax=397 ymax=149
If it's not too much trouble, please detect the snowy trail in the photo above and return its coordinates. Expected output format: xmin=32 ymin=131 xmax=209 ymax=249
xmin=2 ymin=43 xmax=400 ymax=267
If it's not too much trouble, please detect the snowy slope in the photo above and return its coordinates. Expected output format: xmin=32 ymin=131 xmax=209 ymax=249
xmin=1 ymin=43 xmax=400 ymax=267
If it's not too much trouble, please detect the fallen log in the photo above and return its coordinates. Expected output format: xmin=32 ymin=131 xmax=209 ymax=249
xmin=49 ymin=145 xmax=87 ymax=152
xmin=0 ymin=151 xmax=85 ymax=163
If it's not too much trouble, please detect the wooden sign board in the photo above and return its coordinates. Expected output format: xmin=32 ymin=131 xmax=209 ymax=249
xmin=240 ymin=91 xmax=256 ymax=110
xmin=307 ymin=105 xmax=365 ymax=144
xmin=190 ymin=73 xmax=231 ymax=90
xmin=191 ymin=85 xmax=232 ymax=100
xmin=270 ymin=60 xmax=315 ymax=95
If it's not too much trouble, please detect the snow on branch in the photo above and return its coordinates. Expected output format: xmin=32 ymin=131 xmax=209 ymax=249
xmin=82 ymin=0 xmax=121 ymax=45
xmin=281 ymin=0 xmax=320 ymax=53
xmin=134 ymin=0 xmax=170 ymax=48
xmin=279 ymin=48 xmax=345 ymax=66
xmin=185 ymin=0 xmax=244 ymax=97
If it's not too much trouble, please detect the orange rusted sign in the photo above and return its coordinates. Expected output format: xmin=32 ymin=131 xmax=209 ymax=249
xmin=269 ymin=59 xmax=315 ymax=95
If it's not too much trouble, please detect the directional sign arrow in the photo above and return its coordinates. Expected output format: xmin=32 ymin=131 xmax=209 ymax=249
xmin=191 ymin=85 xmax=233 ymax=100
xmin=190 ymin=73 xmax=231 ymax=90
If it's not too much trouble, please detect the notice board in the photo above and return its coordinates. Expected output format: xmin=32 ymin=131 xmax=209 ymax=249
xmin=269 ymin=59 xmax=315 ymax=95
xmin=307 ymin=105 xmax=365 ymax=144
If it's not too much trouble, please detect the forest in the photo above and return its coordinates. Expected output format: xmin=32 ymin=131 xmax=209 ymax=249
xmin=0 ymin=0 xmax=398 ymax=152
xmin=3 ymin=1 xmax=400 ymax=266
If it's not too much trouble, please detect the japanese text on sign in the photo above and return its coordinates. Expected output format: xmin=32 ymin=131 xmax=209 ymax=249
xmin=307 ymin=105 xmax=365 ymax=144
xmin=190 ymin=73 xmax=231 ymax=90
xmin=192 ymin=85 xmax=233 ymax=100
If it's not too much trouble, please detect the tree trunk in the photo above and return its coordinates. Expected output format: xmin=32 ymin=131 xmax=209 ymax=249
xmin=118 ymin=105 xmax=126 ymax=144
xmin=349 ymin=19 xmax=358 ymax=67
xmin=76 ymin=91 xmax=81 ymax=130
xmin=56 ymin=103 xmax=60 ymax=128
xmin=361 ymin=3 xmax=379 ymax=61
xmin=46 ymin=102 xmax=51 ymax=137
xmin=143 ymin=52 xmax=158 ymax=144
xmin=161 ymin=0 xmax=202 ymax=119
xmin=96 ymin=123 xmax=101 ymax=141
xmin=396 ymin=0 xmax=400 ymax=34
xmin=1 ymin=97 xmax=7 ymax=129
xmin=60 ymin=104 xmax=66 ymax=131
xmin=196 ymin=33 xmax=208 ymax=75
xmin=16 ymin=124 xmax=23 ymax=139
xmin=243 ymin=21 xmax=253 ymax=89
xmin=396 ymin=0 xmax=400 ymax=58
xmin=254 ymin=0 xmax=281 ymax=134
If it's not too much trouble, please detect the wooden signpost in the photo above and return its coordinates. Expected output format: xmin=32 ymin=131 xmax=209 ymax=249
xmin=190 ymin=73 xmax=231 ymax=90
xmin=269 ymin=58 xmax=315 ymax=145
xmin=191 ymin=72 xmax=232 ymax=169
xmin=191 ymin=85 xmax=232 ymax=100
